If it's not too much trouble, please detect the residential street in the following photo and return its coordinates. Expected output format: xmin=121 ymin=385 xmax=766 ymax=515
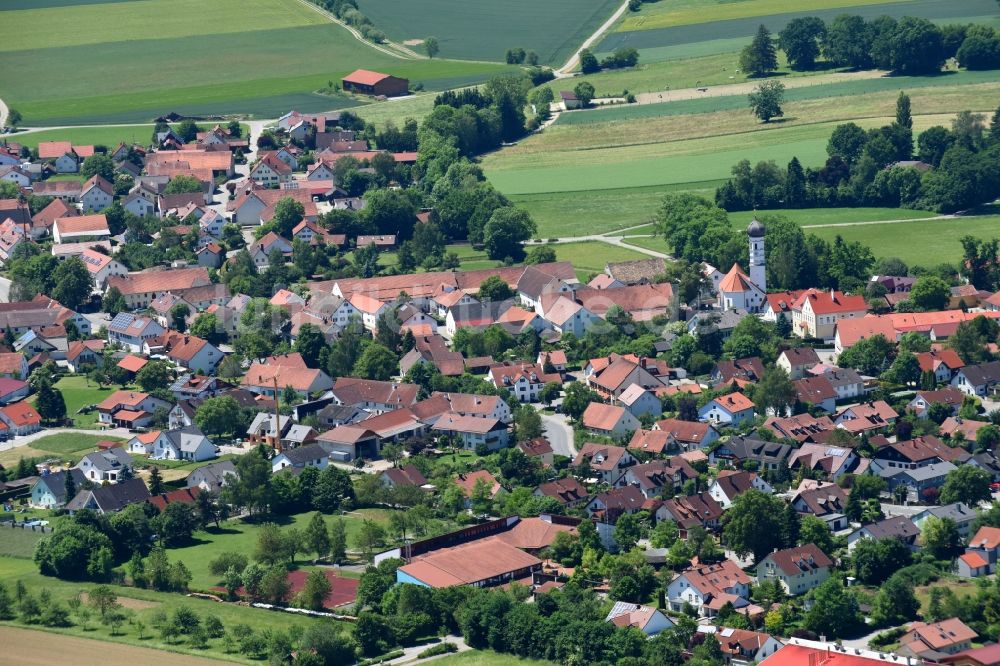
xmin=541 ymin=411 xmax=576 ymax=457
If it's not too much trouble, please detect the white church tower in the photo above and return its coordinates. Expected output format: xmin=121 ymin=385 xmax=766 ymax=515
xmin=747 ymin=218 xmax=766 ymax=292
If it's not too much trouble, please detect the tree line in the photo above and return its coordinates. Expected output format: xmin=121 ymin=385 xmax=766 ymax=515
xmin=717 ymin=95 xmax=1000 ymax=214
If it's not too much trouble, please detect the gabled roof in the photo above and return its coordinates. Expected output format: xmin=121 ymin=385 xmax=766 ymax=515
xmin=535 ymin=477 xmax=588 ymax=505
xmin=793 ymin=288 xmax=867 ymax=315
xmin=582 ymin=402 xmax=633 ymax=432
xmin=719 ymin=263 xmax=756 ymax=293
xmin=574 ymin=442 xmax=630 ymax=472
xmin=969 ymin=526 xmax=1000 ymax=551
xmin=342 ymin=69 xmax=394 ymax=86
xmin=707 ymin=392 xmax=755 ymax=414
xmin=760 ymin=544 xmax=833 ymax=576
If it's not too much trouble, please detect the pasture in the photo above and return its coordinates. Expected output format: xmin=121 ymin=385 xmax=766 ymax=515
xmin=433 ymin=651 xmax=557 ymax=666
xmin=0 ymin=0 xmax=510 ymax=125
xmin=357 ymin=0 xmax=623 ymax=64
xmin=806 ymin=215 xmax=1000 ymax=267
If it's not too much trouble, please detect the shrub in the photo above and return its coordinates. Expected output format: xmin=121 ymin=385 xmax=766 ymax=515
xmin=418 ymin=643 xmax=458 ymax=658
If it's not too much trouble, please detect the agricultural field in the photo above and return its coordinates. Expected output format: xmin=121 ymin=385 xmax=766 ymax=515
xmin=489 ymin=72 xmax=998 ymax=236
xmin=0 ymin=0 xmax=511 ymax=125
xmin=602 ymin=0 xmax=997 ymax=61
xmin=0 ymin=555 xmax=337 ymax=663
xmin=357 ymin=0 xmax=623 ymax=65
xmin=0 ymin=627 xmax=227 ymax=666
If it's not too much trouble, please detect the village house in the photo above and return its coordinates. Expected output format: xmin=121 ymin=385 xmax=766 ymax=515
xmin=271 ymin=443 xmax=332 ymax=474
xmin=657 ymin=492 xmax=725 ymax=535
xmin=791 ymin=482 xmax=849 ymax=531
xmin=53 ymin=214 xmax=111 ymax=244
xmin=65 ymin=478 xmax=151 ymax=514
xmin=605 ymin=602 xmax=674 ymax=637
xmin=652 ymin=418 xmax=720 ymax=451
xmin=699 ymin=392 xmax=756 ymax=426
xmin=534 ymin=477 xmax=589 ymax=507
xmin=776 ymin=347 xmax=820 ymax=379
xmin=911 ymin=502 xmax=978 ymax=540
xmin=76 ymin=448 xmax=134 ymax=484
xmin=788 ymin=443 xmax=857 ymax=480
xmin=620 ymin=459 xmax=697 ymax=499
xmin=242 ymin=353 xmax=333 ymax=399
xmin=431 ymin=412 xmax=509 ymax=451
xmin=107 ymin=313 xmax=165 ymax=352
xmin=951 ymin=360 xmax=1000 ymax=397
xmin=379 ymin=464 xmax=428 ymax=490
xmin=573 ymin=442 xmax=636 ymax=485
xmin=710 ymin=435 xmax=792 ymax=471
xmin=78 ymin=248 xmax=128 ymax=290
xmin=763 ymin=413 xmax=835 ymax=444
xmin=487 ymin=362 xmax=561 ymax=403
xmin=834 ymin=400 xmax=898 ymax=435
xmin=329 ymin=377 xmax=419 ymax=414
xmin=898 ymin=619 xmax=977 ymax=659
xmin=666 ymin=559 xmax=753 ymax=617
xmin=96 ymin=390 xmax=171 ymax=428
xmin=791 ymin=288 xmax=867 ymax=340
xmin=140 ymin=426 xmax=217 ymax=462
xmin=38 ymin=141 xmax=92 ymax=173
xmin=908 ymin=387 xmax=966 ymax=418
xmin=29 ymin=469 xmax=87 ymax=509
xmin=916 ymin=349 xmax=965 ymax=383
xmin=106 ymin=266 xmax=212 ymax=309
xmin=708 ymin=470 xmax=773 ymax=509
xmin=756 ymin=544 xmax=833 ymax=595
xmin=80 ymin=175 xmax=114 ymax=213
xmin=581 ymin=402 xmax=640 ymax=440
xmin=0 ymin=401 xmax=42 ymax=437
xmin=846 ymin=515 xmax=921 ymax=552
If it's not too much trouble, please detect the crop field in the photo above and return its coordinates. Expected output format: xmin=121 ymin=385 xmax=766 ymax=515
xmin=0 ymin=0 xmax=511 ymax=125
xmin=602 ymin=0 xmax=997 ymax=60
xmin=0 ymin=627 xmax=227 ymax=666
xmin=616 ymin=0 xmax=913 ymax=32
xmin=357 ymin=0 xmax=623 ymax=65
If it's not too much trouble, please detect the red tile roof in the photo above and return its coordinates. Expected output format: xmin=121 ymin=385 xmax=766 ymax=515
xmin=343 ymin=69 xmax=392 ymax=86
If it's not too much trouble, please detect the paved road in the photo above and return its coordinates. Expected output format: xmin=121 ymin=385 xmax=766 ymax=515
xmin=541 ymin=411 xmax=576 ymax=457
xmin=0 ymin=97 xmax=8 ymax=128
xmin=0 ymin=427 xmax=135 ymax=453
xmin=555 ymin=0 xmax=631 ymax=77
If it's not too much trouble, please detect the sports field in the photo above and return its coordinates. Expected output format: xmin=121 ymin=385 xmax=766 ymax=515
xmin=0 ymin=0 xmax=511 ymax=125
xmin=358 ymin=0 xmax=623 ymax=64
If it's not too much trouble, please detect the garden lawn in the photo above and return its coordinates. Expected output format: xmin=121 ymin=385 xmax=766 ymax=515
xmin=805 ymin=215 xmax=1000 ymax=267
xmin=14 ymin=124 xmax=250 ymax=151
xmin=48 ymin=376 xmax=121 ymax=428
xmin=0 ymin=527 xmax=44 ymax=559
xmin=0 ymin=555 xmax=345 ymax=663
xmin=168 ymin=508 xmax=395 ymax=591
xmin=29 ymin=433 xmax=125 ymax=456
xmin=622 ymin=236 xmax=667 ymax=254
xmin=358 ymin=0 xmax=623 ymax=65
xmin=432 ymin=651 xmax=557 ymax=666
xmin=550 ymin=242 xmax=654 ymax=280
xmin=1 ymin=0 xmax=512 ymax=125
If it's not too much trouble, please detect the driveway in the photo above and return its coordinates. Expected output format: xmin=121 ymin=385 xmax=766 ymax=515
xmin=541 ymin=411 xmax=576 ymax=458
xmin=0 ymin=426 xmax=134 ymax=453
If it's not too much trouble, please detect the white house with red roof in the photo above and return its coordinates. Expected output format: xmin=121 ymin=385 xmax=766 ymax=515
xmin=666 ymin=558 xmax=753 ymax=617
xmin=699 ymin=392 xmax=756 ymax=426
xmin=605 ymin=602 xmax=674 ymax=636
xmin=791 ymin=288 xmax=868 ymax=340
xmin=79 ymin=248 xmax=128 ymax=290
xmin=756 ymin=544 xmax=833 ymax=595
xmin=487 ymin=362 xmax=561 ymax=403
xmin=581 ymin=402 xmax=640 ymax=439
xmin=249 ymin=152 xmax=293 ymax=185
xmin=53 ymin=213 xmax=110 ymax=244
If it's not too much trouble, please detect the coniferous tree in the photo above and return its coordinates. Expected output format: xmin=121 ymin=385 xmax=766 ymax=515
xmin=740 ymin=25 xmax=779 ymax=76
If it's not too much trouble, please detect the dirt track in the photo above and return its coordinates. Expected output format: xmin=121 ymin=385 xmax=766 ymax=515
xmin=0 ymin=626 xmax=230 ymax=665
